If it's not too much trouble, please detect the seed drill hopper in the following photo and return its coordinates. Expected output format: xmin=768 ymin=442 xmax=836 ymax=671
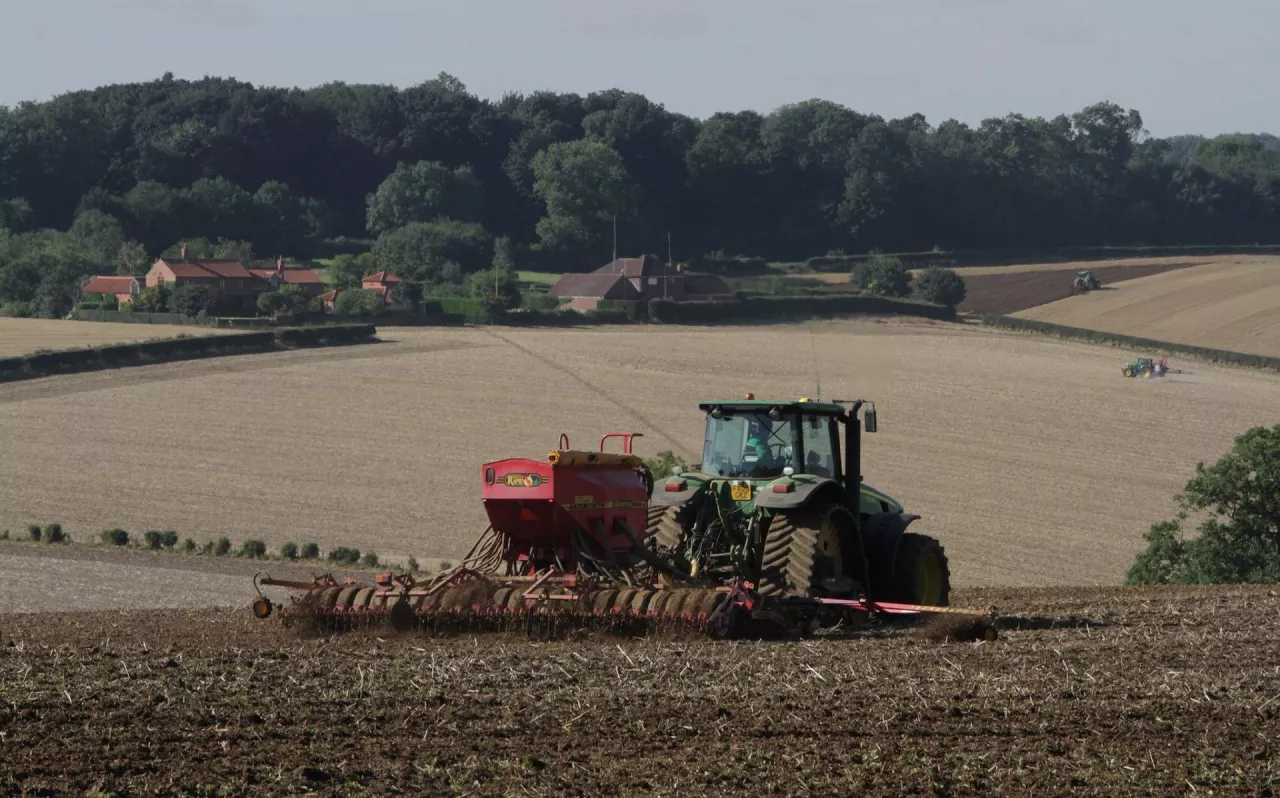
xmin=251 ymin=398 xmax=996 ymax=640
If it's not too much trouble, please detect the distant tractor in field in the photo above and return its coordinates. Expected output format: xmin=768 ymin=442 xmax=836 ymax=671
xmin=1072 ymin=270 xmax=1101 ymax=294
xmin=1122 ymin=357 xmax=1172 ymax=378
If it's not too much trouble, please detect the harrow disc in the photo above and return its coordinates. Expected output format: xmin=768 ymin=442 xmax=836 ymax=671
xmin=274 ymin=580 xmax=733 ymax=639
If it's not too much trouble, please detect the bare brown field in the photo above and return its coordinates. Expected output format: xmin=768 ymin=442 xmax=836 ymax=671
xmin=798 ymin=255 xmax=1219 ymax=281
xmin=3 ymin=584 xmax=1278 ymax=796
xmin=0 ymin=317 xmax=225 ymax=357
xmin=1015 ymin=257 xmax=1280 ymax=356
xmin=1 ymin=318 xmax=1276 ymax=604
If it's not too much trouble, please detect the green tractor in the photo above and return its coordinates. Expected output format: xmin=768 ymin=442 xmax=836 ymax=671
xmin=1122 ymin=356 xmax=1168 ymax=378
xmin=1072 ymin=270 xmax=1101 ymax=294
xmin=646 ymin=395 xmax=949 ymax=608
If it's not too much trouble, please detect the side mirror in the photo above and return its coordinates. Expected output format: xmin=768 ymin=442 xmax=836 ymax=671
xmin=864 ymin=407 xmax=877 ymax=433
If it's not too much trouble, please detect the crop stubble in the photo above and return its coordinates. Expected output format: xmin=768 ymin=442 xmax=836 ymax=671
xmin=1015 ymin=256 xmax=1280 ymax=356
xmin=0 ymin=318 xmax=225 ymax=357
xmin=0 ymin=319 xmax=1276 ymax=598
xmin=0 ymin=585 xmax=1276 ymax=796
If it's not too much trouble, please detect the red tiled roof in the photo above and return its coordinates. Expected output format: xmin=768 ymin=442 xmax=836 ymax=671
xmin=248 ymin=268 xmax=327 ymax=284
xmin=155 ymin=259 xmax=253 ymax=279
xmin=362 ymin=271 xmax=403 ymax=284
xmin=163 ymin=262 xmax=219 ymax=278
xmin=318 ymin=289 xmax=340 ymax=302
xmin=195 ymin=260 xmax=253 ymax=279
xmin=83 ymin=275 xmax=139 ymax=294
xmin=593 ymin=255 xmax=668 ymax=279
xmin=548 ymin=273 xmax=640 ymax=299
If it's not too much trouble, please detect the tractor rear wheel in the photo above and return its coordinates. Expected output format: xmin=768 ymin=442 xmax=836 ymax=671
xmin=887 ymin=533 xmax=950 ymax=606
xmin=758 ymin=506 xmax=858 ymax=597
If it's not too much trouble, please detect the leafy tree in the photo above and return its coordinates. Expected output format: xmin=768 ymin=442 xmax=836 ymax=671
xmin=371 ymin=218 xmax=493 ymax=281
xmin=531 ymin=140 xmax=638 ymax=260
xmin=469 ymin=267 xmax=521 ymax=311
xmin=169 ymin=283 xmax=217 ymax=316
xmin=912 ymin=267 xmax=966 ymax=306
xmin=1127 ymin=425 xmax=1280 ymax=585
xmin=333 ymin=288 xmax=385 ymax=316
xmin=326 ymin=252 xmax=377 ymax=289
xmin=365 ymin=160 xmax=484 ymax=234
xmin=1 ymin=198 xmax=34 ymax=233
xmin=388 ymin=280 xmax=423 ymax=309
xmin=849 ymin=254 xmax=912 ymax=297
xmin=135 ymin=283 xmax=170 ymax=312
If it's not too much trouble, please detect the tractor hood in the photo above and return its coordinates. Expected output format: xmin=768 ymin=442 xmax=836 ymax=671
xmin=650 ymin=469 xmax=906 ymax=515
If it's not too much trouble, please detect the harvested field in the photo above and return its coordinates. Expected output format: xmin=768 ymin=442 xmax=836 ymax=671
xmin=0 ymin=317 xmax=224 ymax=357
xmin=1 ymin=584 xmax=1277 ymax=796
xmin=954 ymin=260 xmax=1204 ymax=314
xmin=1 ymin=319 xmax=1277 ymax=593
xmin=1015 ymin=257 xmax=1280 ymax=357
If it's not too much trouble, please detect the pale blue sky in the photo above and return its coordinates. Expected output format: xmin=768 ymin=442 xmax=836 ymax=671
xmin=1 ymin=0 xmax=1274 ymax=136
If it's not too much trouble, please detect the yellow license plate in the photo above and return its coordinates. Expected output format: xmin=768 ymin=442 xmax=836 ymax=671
xmin=730 ymin=484 xmax=752 ymax=501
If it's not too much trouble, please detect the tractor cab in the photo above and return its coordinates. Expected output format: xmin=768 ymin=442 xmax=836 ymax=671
xmin=699 ymin=399 xmax=843 ymax=480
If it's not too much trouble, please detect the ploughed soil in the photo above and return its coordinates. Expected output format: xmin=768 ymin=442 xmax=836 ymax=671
xmin=2 ymin=584 xmax=1278 ymax=796
xmin=955 ymin=261 xmax=1203 ymax=315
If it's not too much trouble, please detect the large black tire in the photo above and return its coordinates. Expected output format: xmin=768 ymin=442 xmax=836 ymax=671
xmin=758 ymin=506 xmax=858 ymax=598
xmin=645 ymin=505 xmax=688 ymax=553
xmin=758 ymin=511 xmax=820 ymax=597
xmin=887 ymin=533 xmax=950 ymax=606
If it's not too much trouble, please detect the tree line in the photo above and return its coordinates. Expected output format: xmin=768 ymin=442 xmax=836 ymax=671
xmin=3 ymin=71 xmax=1280 ymax=315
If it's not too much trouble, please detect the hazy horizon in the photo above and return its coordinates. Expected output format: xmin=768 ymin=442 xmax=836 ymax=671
xmin=2 ymin=0 xmax=1277 ymax=137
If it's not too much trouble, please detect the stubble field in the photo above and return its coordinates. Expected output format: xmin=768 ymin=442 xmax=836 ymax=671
xmin=1015 ymin=256 xmax=1280 ymax=356
xmin=0 ymin=317 xmax=225 ymax=357
xmin=2 ymin=584 xmax=1277 ymax=796
xmin=1 ymin=317 xmax=1277 ymax=615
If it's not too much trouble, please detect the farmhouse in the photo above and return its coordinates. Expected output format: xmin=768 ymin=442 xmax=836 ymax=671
xmin=319 ymin=271 xmax=406 ymax=310
xmin=547 ymin=255 xmax=733 ymax=311
xmin=145 ymin=247 xmax=326 ymax=312
xmin=81 ymin=275 xmax=142 ymax=305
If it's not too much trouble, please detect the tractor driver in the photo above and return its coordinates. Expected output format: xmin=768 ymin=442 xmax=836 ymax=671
xmin=743 ymin=419 xmax=795 ymax=477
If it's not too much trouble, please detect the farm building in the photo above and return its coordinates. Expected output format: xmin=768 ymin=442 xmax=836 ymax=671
xmin=318 ymin=271 xmax=406 ymax=310
xmin=81 ymin=275 xmax=143 ymax=305
xmin=145 ymin=247 xmax=326 ymax=312
xmin=547 ymin=255 xmax=733 ymax=311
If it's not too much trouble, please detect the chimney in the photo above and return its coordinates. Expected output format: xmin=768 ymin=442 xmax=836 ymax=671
xmin=180 ymin=244 xmax=188 ymax=261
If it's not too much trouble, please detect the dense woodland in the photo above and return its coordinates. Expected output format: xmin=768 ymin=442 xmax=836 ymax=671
xmin=2 ymin=71 xmax=1280 ymax=316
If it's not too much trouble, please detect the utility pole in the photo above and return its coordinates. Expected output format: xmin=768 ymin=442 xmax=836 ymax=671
xmin=612 ymin=215 xmax=617 ymax=264
xmin=666 ymin=232 xmax=672 ymax=299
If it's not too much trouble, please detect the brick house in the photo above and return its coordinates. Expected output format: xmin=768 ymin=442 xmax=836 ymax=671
xmin=320 ymin=271 xmax=405 ymax=310
xmin=145 ymin=247 xmax=326 ymax=312
xmin=248 ymin=257 xmax=329 ymax=298
xmin=81 ymin=275 xmax=142 ymax=305
xmin=547 ymin=255 xmax=733 ymax=311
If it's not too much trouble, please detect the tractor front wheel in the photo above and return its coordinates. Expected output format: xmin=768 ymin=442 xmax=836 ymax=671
xmin=888 ymin=533 xmax=950 ymax=606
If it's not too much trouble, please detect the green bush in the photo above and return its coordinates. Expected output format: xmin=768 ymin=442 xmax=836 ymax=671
xmin=644 ymin=450 xmax=688 ymax=479
xmin=28 ymin=524 xmax=41 ymax=541
xmin=143 ymin=530 xmax=178 ymax=550
xmin=301 ymin=542 xmax=320 ymax=560
xmin=439 ymin=561 xmax=453 ymax=571
xmin=240 ymin=539 xmax=267 ymax=559
xmin=280 ymin=541 xmax=299 ymax=560
xmin=42 ymin=523 xmax=67 ymax=544
xmin=101 ymin=528 xmax=129 ymax=546
xmin=328 ymin=546 xmax=361 ymax=566
xmin=1127 ymin=424 xmax=1280 ymax=585
xmin=406 ymin=556 xmax=419 ymax=572
xmin=0 ymin=530 xmax=9 ymax=540
xmin=849 ymin=254 xmax=912 ymax=297
xmin=214 ymin=537 xmax=232 ymax=556
xmin=360 ymin=551 xmax=380 ymax=568
xmin=912 ymin=267 xmax=967 ymax=307
xmin=182 ymin=538 xmax=197 ymax=553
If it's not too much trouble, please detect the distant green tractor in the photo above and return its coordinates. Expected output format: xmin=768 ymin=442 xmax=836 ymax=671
xmin=1072 ymin=270 xmax=1101 ymax=294
xmin=647 ymin=396 xmax=949 ymax=607
xmin=1122 ymin=357 xmax=1169 ymax=378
